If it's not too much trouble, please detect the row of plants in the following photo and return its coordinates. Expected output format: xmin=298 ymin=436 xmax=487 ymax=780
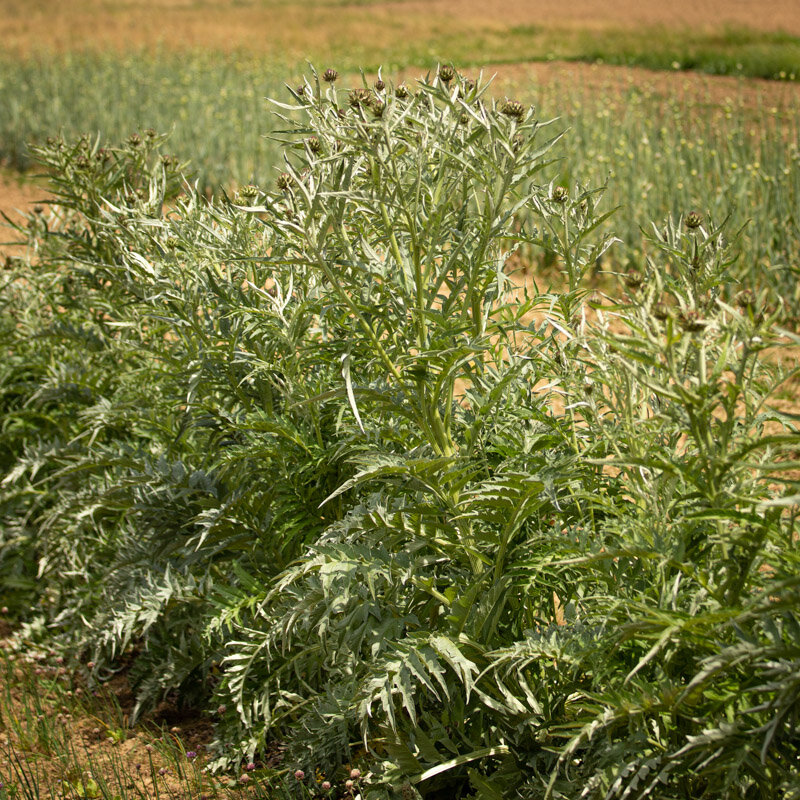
xmin=1 ymin=54 xmax=799 ymax=311
xmin=1 ymin=67 xmax=799 ymax=798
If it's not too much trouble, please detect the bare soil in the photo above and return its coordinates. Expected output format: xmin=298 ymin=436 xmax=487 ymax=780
xmin=0 ymin=171 xmax=43 ymax=224
xmin=0 ymin=648 xmax=217 ymax=799
xmin=1 ymin=0 xmax=799 ymax=55
xmin=0 ymin=171 xmax=44 ymax=258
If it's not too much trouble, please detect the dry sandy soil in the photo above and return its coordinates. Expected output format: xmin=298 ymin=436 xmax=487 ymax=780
xmin=1 ymin=0 xmax=799 ymax=55
xmin=0 ymin=170 xmax=42 ymax=255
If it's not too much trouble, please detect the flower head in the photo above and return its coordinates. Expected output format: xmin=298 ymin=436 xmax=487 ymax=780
xmin=501 ymin=100 xmax=526 ymax=120
xmin=685 ymin=210 xmax=703 ymax=229
xmin=238 ymin=184 xmax=260 ymax=201
xmin=348 ymin=88 xmax=372 ymax=109
xmin=735 ymin=289 xmax=756 ymax=309
xmin=624 ymin=268 xmax=643 ymax=288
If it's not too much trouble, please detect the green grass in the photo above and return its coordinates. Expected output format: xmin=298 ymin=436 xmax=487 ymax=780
xmin=0 ymin=52 xmax=290 ymax=188
xmin=566 ymin=26 xmax=800 ymax=81
xmin=0 ymin=647 xmax=317 ymax=800
xmin=305 ymin=23 xmax=800 ymax=81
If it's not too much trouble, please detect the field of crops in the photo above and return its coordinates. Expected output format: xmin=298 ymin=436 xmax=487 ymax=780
xmin=1 ymin=3 xmax=799 ymax=799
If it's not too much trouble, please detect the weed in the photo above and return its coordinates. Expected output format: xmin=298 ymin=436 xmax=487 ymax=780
xmin=1 ymin=66 xmax=799 ymax=798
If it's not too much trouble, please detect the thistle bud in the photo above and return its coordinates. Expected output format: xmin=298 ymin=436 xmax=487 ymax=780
xmin=349 ymin=88 xmax=371 ymax=108
xmin=239 ymin=184 xmax=259 ymax=200
xmin=307 ymin=136 xmax=321 ymax=153
xmin=653 ymin=301 xmax=670 ymax=321
xmin=374 ymin=79 xmax=385 ymax=91
xmin=551 ymin=185 xmax=569 ymax=203
xmin=276 ymin=173 xmax=292 ymax=191
xmin=624 ymin=268 xmax=643 ymax=288
xmin=370 ymin=99 xmax=385 ymax=117
xmin=501 ymin=100 xmax=525 ymax=120
xmin=439 ymin=65 xmax=455 ymax=83
xmin=127 ymin=133 xmax=142 ymax=148
xmin=679 ymin=309 xmax=706 ymax=332
xmin=322 ymin=68 xmax=338 ymax=83
xmin=735 ymin=289 xmax=756 ymax=310
xmin=685 ymin=210 xmax=703 ymax=229
xmin=395 ymin=84 xmax=409 ymax=99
